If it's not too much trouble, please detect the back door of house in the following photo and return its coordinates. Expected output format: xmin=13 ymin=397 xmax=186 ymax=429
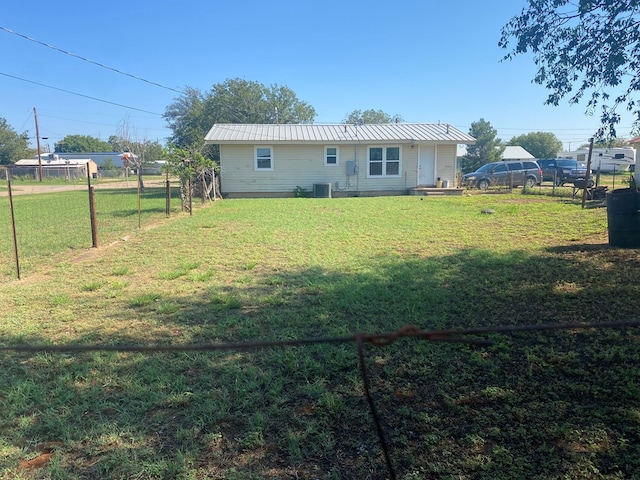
xmin=418 ymin=146 xmax=435 ymax=186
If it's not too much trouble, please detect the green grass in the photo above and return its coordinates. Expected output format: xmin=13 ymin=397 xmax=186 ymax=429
xmin=0 ymin=184 xmax=183 ymax=277
xmin=1 ymin=193 xmax=640 ymax=479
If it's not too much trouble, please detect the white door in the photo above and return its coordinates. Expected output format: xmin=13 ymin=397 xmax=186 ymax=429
xmin=418 ymin=146 xmax=435 ymax=186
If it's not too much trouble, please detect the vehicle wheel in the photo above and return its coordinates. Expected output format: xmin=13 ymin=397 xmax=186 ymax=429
xmin=478 ymin=179 xmax=489 ymax=191
xmin=525 ymin=177 xmax=536 ymax=188
xmin=586 ymin=179 xmax=594 ymax=188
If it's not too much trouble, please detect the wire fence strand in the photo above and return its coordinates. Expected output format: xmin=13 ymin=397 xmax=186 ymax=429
xmin=3 ymin=320 xmax=640 ymax=479
xmin=3 ymin=319 xmax=639 ymax=354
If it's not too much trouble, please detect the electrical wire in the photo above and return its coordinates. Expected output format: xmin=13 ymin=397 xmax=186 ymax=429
xmin=0 ymin=26 xmax=184 ymax=95
xmin=0 ymin=71 xmax=162 ymax=116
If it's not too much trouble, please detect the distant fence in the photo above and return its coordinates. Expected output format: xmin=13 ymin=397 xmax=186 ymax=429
xmin=0 ymin=171 xmax=188 ymax=280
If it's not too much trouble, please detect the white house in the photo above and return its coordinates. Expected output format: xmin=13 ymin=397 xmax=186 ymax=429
xmin=502 ymin=146 xmax=535 ymax=161
xmin=204 ymin=123 xmax=476 ymax=198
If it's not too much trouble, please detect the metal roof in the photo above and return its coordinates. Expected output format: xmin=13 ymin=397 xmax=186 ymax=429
xmin=502 ymin=146 xmax=535 ymax=160
xmin=15 ymin=158 xmax=92 ymax=166
xmin=204 ymin=123 xmax=475 ymax=144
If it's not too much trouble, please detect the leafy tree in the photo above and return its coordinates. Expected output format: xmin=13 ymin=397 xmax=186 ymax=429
xmin=508 ymin=131 xmax=563 ymax=158
xmin=500 ymin=0 xmax=640 ymax=139
xmin=460 ymin=119 xmax=504 ymax=173
xmin=165 ymin=144 xmax=220 ymax=210
xmin=209 ymin=79 xmax=316 ymax=124
xmin=0 ymin=117 xmax=30 ymax=164
xmin=163 ymin=78 xmax=316 ymax=159
xmin=163 ymin=87 xmax=214 ymax=153
xmin=101 ymin=157 xmax=119 ymax=170
xmin=54 ymin=135 xmax=113 ymax=153
xmin=342 ymin=109 xmax=402 ymax=124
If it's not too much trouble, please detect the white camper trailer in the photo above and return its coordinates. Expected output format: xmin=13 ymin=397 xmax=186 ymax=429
xmin=559 ymin=147 xmax=636 ymax=173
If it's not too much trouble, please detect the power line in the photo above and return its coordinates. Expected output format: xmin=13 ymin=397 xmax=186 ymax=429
xmin=0 ymin=26 xmax=185 ymax=95
xmin=0 ymin=71 xmax=162 ymax=116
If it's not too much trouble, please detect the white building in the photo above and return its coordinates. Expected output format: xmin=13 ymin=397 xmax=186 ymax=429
xmin=204 ymin=123 xmax=476 ymax=198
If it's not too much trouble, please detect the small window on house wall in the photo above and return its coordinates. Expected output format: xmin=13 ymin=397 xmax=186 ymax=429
xmin=325 ymin=146 xmax=339 ymax=166
xmin=255 ymin=146 xmax=273 ymax=171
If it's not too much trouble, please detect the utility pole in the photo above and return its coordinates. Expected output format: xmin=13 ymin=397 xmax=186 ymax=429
xmin=34 ymin=107 xmax=43 ymax=182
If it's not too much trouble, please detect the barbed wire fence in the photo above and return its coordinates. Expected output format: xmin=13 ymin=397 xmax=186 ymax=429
xmin=3 ymin=319 xmax=640 ymax=479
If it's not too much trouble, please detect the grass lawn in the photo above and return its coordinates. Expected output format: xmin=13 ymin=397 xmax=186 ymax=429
xmin=1 ymin=193 xmax=640 ymax=479
xmin=0 ymin=182 xmax=182 ymax=277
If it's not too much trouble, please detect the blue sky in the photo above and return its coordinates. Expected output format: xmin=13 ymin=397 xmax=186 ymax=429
xmin=2 ymin=0 xmax=636 ymax=151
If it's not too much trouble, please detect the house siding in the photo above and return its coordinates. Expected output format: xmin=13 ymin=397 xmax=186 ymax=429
xmin=220 ymin=142 xmax=457 ymax=197
xmin=436 ymin=145 xmax=456 ymax=186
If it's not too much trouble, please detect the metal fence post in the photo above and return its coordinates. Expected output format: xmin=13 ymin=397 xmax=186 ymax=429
xmin=6 ymin=170 xmax=20 ymax=279
xmin=87 ymin=168 xmax=98 ymax=248
xmin=165 ymin=167 xmax=170 ymax=217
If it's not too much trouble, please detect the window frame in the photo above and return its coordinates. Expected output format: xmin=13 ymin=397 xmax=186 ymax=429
xmin=324 ymin=146 xmax=339 ymax=167
xmin=367 ymin=145 xmax=402 ymax=178
xmin=254 ymin=146 xmax=274 ymax=171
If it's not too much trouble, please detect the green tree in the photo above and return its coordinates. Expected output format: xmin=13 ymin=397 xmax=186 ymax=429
xmin=163 ymin=78 xmax=316 ymax=158
xmin=101 ymin=157 xmax=118 ymax=170
xmin=163 ymin=87 xmax=214 ymax=152
xmin=0 ymin=118 xmax=30 ymax=164
xmin=460 ymin=119 xmax=504 ymax=173
xmin=508 ymin=132 xmax=563 ymax=158
xmin=165 ymin=144 xmax=220 ymax=209
xmin=54 ymin=135 xmax=113 ymax=153
xmin=208 ymin=79 xmax=315 ymax=124
xmin=500 ymin=0 xmax=640 ymax=139
xmin=342 ymin=109 xmax=402 ymax=124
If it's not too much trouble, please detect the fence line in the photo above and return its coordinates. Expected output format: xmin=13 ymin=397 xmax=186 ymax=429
xmin=4 ymin=320 xmax=638 ymax=354
xmin=3 ymin=319 xmax=640 ymax=479
xmin=0 ymin=174 xmax=186 ymax=279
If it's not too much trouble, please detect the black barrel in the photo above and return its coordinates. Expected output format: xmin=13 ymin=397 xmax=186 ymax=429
xmin=607 ymin=188 xmax=640 ymax=248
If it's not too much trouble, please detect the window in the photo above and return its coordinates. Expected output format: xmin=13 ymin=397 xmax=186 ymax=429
xmin=507 ymin=162 xmax=522 ymax=171
xmin=255 ymin=146 xmax=273 ymax=171
xmin=325 ymin=146 xmax=339 ymax=166
xmin=368 ymin=146 xmax=401 ymax=177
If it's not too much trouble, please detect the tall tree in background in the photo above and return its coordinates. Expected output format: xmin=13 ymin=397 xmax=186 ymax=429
xmin=209 ymin=79 xmax=316 ymax=124
xmin=54 ymin=135 xmax=112 ymax=153
xmin=460 ymin=119 xmax=504 ymax=174
xmin=343 ymin=109 xmax=402 ymax=124
xmin=163 ymin=78 xmax=316 ymax=160
xmin=0 ymin=117 xmax=30 ymax=164
xmin=163 ymin=86 xmax=214 ymax=153
xmin=508 ymin=131 xmax=563 ymax=158
xmin=500 ymin=0 xmax=640 ymax=139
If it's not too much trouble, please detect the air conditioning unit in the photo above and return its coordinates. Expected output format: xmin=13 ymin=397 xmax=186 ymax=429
xmin=313 ymin=183 xmax=332 ymax=198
